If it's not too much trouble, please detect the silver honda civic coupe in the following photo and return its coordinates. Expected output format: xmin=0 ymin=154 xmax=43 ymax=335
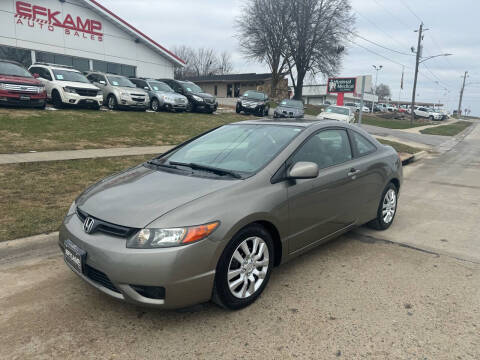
xmin=59 ymin=119 xmax=402 ymax=310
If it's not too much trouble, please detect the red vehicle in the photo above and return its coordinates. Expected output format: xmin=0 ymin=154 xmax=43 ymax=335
xmin=0 ymin=60 xmax=46 ymax=108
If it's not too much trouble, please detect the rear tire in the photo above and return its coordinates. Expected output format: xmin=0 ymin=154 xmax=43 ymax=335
xmin=236 ymin=103 xmax=242 ymax=114
xmin=368 ymin=183 xmax=398 ymax=230
xmin=212 ymin=224 xmax=274 ymax=310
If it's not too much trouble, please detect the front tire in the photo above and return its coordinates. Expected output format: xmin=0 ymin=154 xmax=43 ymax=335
xmin=236 ymin=103 xmax=242 ymax=114
xmin=213 ymin=224 xmax=274 ymax=310
xmin=368 ymin=183 xmax=398 ymax=230
xmin=51 ymin=90 xmax=63 ymax=109
xmin=151 ymin=98 xmax=160 ymax=112
xmin=186 ymin=101 xmax=194 ymax=112
xmin=107 ymin=95 xmax=118 ymax=110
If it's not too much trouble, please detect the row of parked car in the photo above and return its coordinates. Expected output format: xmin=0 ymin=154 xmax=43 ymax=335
xmin=0 ymin=59 xmax=218 ymax=113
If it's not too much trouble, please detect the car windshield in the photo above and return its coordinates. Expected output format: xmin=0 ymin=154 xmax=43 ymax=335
xmin=325 ymin=106 xmax=349 ymax=115
xmin=280 ymin=99 xmax=303 ymax=109
xmin=107 ymin=75 xmax=135 ymax=87
xmin=159 ymin=124 xmax=303 ymax=176
xmin=52 ymin=69 xmax=89 ymax=83
xmin=149 ymin=81 xmax=174 ymax=92
xmin=181 ymin=82 xmax=203 ymax=93
xmin=0 ymin=62 xmax=32 ymax=78
xmin=243 ymin=91 xmax=265 ymax=100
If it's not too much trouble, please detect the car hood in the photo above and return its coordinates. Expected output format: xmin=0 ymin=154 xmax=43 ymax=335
xmin=76 ymin=165 xmax=238 ymax=228
xmin=155 ymin=91 xmax=186 ymax=100
xmin=317 ymin=112 xmax=350 ymax=121
xmin=115 ymin=86 xmax=147 ymax=95
xmin=190 ymin=92 xmax=215 ymax=100
xmin=0 ymin=74 xmax=41 ymax=86
xmin=60 ymin=81 xmax=99 ymax=90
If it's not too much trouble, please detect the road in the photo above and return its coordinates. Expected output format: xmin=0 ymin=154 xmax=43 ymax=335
xmin=1 ymin=124 xmax=479 ymax=360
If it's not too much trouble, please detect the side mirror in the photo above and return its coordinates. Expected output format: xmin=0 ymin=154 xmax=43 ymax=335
xmin=33 ymin=73 xmax=39 ymax=79
xmin=144 ymin=86 xmax=149 ymax=91
xmin=288 ymin=162 xmax=319 ymax=179
xmin=99 ymin=80 xmax=106 ymax=85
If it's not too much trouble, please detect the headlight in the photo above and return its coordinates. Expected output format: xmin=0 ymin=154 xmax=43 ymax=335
xmin=192 ymin=95 xmax=204 ymax=102
xmin=66 ymin=201 xmax=76 ymax=216
xmin=37 ymin=85 xmax=45 ymax=94
xmin=120 ymin=92 xmax=130 ymax=100
xmin=127 ymin=221 xmax=219 ymax=249
xmin=0 ymin=83 xmax=5 ymax=90
xmin=63 ymin=86 xmax=77 ymax=94
xmin=162 ymin=96 xmax=173 ymax=102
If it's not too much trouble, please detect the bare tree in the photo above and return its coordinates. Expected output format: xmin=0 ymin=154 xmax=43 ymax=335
xmin=236 ymin=0 xmax=291 ymax=98
xmin=375 ymin=83 xmax=391 ymax=101
xmin=285 ymin=0 xmax=355 ymax=100
xmin=218 ymin=51 xmax=233 ymax=75
xmin=172 ymin=46 xmax=234 ymax=79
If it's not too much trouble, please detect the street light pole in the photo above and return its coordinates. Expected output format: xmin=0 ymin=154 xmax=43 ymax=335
xmin=410 ymin=23 xmax=423 ymax=125
xmin=371 ymin=65 xmax=382 ymax=112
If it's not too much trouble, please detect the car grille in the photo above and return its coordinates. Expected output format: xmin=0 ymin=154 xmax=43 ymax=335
xmin=242 ymin=101 xmax=258 ymax=107
xmin=75 ymin=88 xmax=98 ymax=97
xmin=132 ymin=97 xmax=145 ymax=102
xmin=76 ymin=207 xmax=138 ymax=238
xmin=4 ymin=83 xmax=41 ymax=93
xmin=204 ymin=98 xmax=215 ymax=105
xmin=84 ymin=264 xmax=119 ymax=293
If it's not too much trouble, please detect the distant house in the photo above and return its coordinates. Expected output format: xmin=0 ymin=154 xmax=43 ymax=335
xmin=184 ymin=73 xmax=288 ymax=99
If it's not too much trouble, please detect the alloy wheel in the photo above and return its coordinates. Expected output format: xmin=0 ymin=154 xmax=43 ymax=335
xmin=227 ymin=236 xmax=269 ymax=299
xmin=382 ymin=189 xmax=397 ymax=224
xmin=151 ymin=99 xmax=159 ymax=111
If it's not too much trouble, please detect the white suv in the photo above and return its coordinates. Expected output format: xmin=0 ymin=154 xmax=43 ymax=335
xmin=28 ymin=63 xmax=103 ymax=109
xmin=414 ymin=106 xmax=444 ymax=120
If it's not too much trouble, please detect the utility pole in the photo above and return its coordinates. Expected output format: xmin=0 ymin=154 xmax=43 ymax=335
xmin=457 ymin=71 xmax=468 ymax=118
xmin=410 ymin=23 xmax=423 ymax=125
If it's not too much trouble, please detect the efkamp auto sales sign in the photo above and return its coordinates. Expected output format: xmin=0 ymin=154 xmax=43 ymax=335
xmin=14 ymin=1 xmax=103 ymax=42
xmin=327 ymin=78 xmax=356 ymax=93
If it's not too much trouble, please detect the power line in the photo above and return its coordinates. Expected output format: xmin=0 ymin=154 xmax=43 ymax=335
xmin=399 ymin=0 xmax=423 ymax=23
xmin=371 ymin=0 xmax=414 ymax=29
xmin=352 ymin=32 xmax=415 ymax=56
xmin=346 ymin=38 xmax=407 ymax=68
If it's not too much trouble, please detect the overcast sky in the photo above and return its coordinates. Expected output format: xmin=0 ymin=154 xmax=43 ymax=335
xmin=101 ymin=0 xmax=479 ymax=115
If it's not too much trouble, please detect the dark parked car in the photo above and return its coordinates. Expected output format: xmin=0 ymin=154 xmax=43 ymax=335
xmin=60 ymin=119 xmax=402 ymax=310
xmin=0 ymin=59 xmax=46 ymax=108
xmin=159 ymin=79 xmax=217 ymax=113
xmin=273 ymin=99 xmax=304 ymax=118
xmin=236 ymin=90 xmax=269 ymax=116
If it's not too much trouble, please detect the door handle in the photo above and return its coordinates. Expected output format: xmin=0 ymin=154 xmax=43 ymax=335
xmin=347 ymin=168 xmax=361 ymax=177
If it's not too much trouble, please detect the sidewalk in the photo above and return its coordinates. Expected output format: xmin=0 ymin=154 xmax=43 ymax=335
xmin=0 ymin=145 xmax=174 ymax=165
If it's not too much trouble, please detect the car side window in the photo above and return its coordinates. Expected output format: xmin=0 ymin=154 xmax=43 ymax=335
xmin=290 ymin=129 xmax=352 ymax=170
xmin=351 ymin=131 xmax=377 ymax=157
xmin=43 ymin=68 xmax=53 ymax=81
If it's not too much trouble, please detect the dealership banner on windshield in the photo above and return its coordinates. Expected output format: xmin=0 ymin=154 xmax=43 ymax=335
xmin=327 ymin=78 xmax=356 ymax=93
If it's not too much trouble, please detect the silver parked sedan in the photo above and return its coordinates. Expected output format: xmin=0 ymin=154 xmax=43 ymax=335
xmin=60 ymin=119 xmax=402 ymax=310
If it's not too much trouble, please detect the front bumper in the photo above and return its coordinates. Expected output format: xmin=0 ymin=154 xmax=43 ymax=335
xmin=0 ymin=93 xmax=46 ymax=107
xmin=61 ymin=92 xmax=103 ymax=106
xmin=119 ymin=97 xmax=148 ymax=109
xmin=165 ymin=100 xmax=187 ymax=110
xmin=59 ymin=214 xmax=217 ymax=309
xmin=194 ymin=100 xmax=217 ymax=112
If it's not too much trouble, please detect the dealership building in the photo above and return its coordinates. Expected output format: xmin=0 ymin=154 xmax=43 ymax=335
xmin=0 ymin=0 xmax=184 ymax=78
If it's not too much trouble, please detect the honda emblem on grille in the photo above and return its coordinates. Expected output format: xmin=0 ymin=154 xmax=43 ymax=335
xmin=83 ymin=217 xmax=95 ymax=234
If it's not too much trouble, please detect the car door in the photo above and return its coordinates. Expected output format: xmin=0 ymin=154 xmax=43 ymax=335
xmin=38 ymin=67 xmax=53 ymax=97
xmin=286 ymin=128 xmax=357 ymax=253
xmin=347 ymin=129 xmax=385 ymax=223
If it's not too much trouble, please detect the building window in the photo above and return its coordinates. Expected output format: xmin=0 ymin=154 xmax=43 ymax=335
xmin=72 ymin=58 xmax=90 ymax=72
xmin=121 ymin=64 xmax=135 ymax=77
xmin=0 ymin=45 xmax=32 ymax=67
xmin=92 ymin=60 xmax=108 ymax=73
xmin=107 ymin=62 xmax=121 ymax=75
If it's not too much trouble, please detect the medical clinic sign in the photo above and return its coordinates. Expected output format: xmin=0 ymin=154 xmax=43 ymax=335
xmin=327 ymin=77 xmax=356 ymax=106
xmin=14 ymin=1 xmax=103 ymax=41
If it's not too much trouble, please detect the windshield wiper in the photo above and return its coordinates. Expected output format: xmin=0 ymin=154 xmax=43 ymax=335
xmin=169 ymin=161 xmax=242 ymax=179
xmin=146 ymin=159 xmax=181 ymax=170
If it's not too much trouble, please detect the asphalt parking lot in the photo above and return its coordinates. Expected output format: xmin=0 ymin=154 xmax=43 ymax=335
xmin=1 ymin=232 xmax=478 ymax=360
